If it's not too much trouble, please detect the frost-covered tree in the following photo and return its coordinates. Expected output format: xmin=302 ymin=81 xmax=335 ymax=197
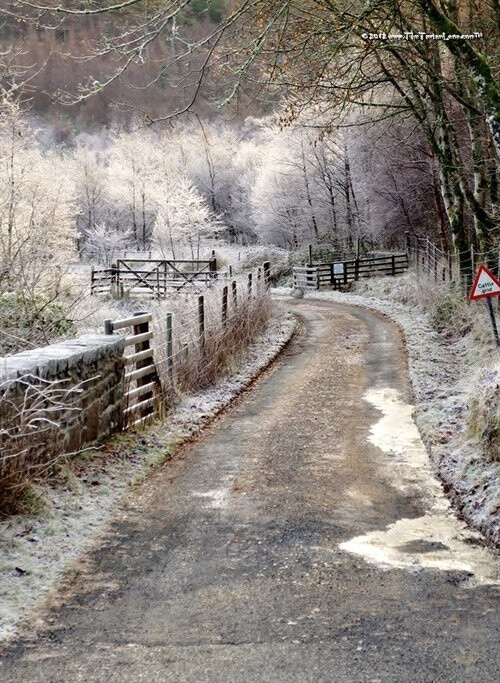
xmin=0 ymin=99 xmax=77 ymax=352
xmin=152 ymin=175 xmax=219 ymax=259
xmin=82 ymin=222 xmax=133 ymax=266
xmin=247 ymin=117 xmax=357 ymax=249
xmin=182 ymin=120 xmax=239 ymax=216
xmin=106 ymin=128 xmax=157 ymax=248
xmin=0 ymin=99 xmax=76 ymax=296
xmin=72 ymin=137 xmax=109 ymax=239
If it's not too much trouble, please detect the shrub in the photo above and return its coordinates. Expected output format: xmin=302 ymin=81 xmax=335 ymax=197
xmin=0 ymin=291 xmax=75 ymax=355
xmin=467 ymin=364 xmax=500 ymax=462
xmin=429 ymin=287 xmax=474 ymax=338
xmin=0 ymin=375 xmax=81 ymax=512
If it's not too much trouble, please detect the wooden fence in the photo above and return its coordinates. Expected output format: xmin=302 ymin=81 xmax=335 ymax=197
xmin=90 ymin=266 xmax=115 ymax=296
xmin=104 ymin=312 xmax=162 ymax=429
xmin=92 ymin=257 xmax=218 ymax=298
xmin=406 ymin=235 xmax=500 ymax=287
xmin=103 ymin=262 xmax=271 ymax=429
xmin=293 ymin=252 xmax=409 ymax=290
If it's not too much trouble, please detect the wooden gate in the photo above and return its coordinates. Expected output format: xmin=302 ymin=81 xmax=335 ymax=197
xmin=293 ymin=252 xmax=409 ymax=290
xmin=116 ymin=258 xmax=217 ymax=297
xmin=104 ymin=312 xmax=162 ymax=428
xmin=91 ymin=258 xmax=218 ymax=297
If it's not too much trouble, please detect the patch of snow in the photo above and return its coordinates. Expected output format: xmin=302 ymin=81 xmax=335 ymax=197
xmin=340 ymin=385 xmax=499 ymax=586
xmin=271 ymin=286 xmax=294 ymax=297
xmin=192 ymin=486 xmax=230 ymax=509
xmin=341 ymin=515 xmax=498 ymax=586
xmin=364 ymin=387 xmax=443 ymax=499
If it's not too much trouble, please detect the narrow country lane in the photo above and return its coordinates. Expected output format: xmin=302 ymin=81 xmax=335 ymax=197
xmin=1 ymin=298 xmax=498 ymax=682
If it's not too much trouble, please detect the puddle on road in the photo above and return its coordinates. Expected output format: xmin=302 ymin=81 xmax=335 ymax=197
xmin=340 ymin=387 xmax=499 ymax=587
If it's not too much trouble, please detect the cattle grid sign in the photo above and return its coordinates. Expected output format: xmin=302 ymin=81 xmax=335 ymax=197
xmin=469 ymin=264 xmax=500 ymax=347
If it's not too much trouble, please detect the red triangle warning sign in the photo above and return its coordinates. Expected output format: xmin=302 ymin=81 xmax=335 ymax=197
xmin=469 ymin=264 xmax=500 ymax=300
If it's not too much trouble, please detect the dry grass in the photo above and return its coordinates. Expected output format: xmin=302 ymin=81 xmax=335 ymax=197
xmin=467 ymin=363 xmax=500 ymax=463
xmin=353 ymin=273 xmax=497 ymax=364
xmin=0 ymin=376 xmax=82 ymax=512
xmin=151 ymin=276 xmax=272 ymax=397
xmin=72 ymin=271 xmax=273 ymax=400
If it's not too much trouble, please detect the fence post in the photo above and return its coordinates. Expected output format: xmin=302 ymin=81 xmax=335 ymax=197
xmin=426 ymin=237 xmax=430 ymax=274
xmin=104 ymin=319 xmax=114 ymax=335
xmin=166 ymin=312 xmax=174 ymax=384
xmin=228 ymin=264 xmax=233 ymax=278
xmin=232 ymin=280 xmax=238 ymax=308
xmin=112 ymin=262 xmax=119 ymax=293
xmin=198 ymin=295 xmax=205 ymax=347
xmin=133 ymin=311 xmax=155 ymax=419
xmin=248 ymin=272 xmax=253 ymax=298
xmin=308 ymin=244 xmax=313 ymax=266
xmin=257 ymin=266 xmax=263 ymax=290
xmin=263 ymin=261 xmax=271 ymax=288
xmin=222 ymin=285 xmax=228 ymax=326
xmin=405 ymin=231 xmax=411 ymax=258
xmin=471 ymin=245 xmax=475 ymax=275
xmin=354 ymin=257 xmax=360 ymax=281
xmin=391 ymin=254 xmax=396 ymax=277
xmin=210 ymin=254 xmax=217 ymax=280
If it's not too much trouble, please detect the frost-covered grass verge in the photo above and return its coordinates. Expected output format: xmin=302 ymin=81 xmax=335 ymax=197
xmin=0 ymin=309 xmax=296 ymax=644
xmin=306 ymin=277 xmax=499 ymax=547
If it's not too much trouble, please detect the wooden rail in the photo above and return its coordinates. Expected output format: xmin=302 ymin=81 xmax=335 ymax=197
xmin=99 ymin=262 xmax=271 ymax=429
xmin=104 ymin=312 xmax=162 ymax=429
xmin=293 ymin=253 xmax=409 ymax=290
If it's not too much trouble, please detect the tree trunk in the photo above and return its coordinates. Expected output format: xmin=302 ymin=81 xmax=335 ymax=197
xmin=431 ymin=160 xmax=449 ymax=252
xmin=419 ymin=0 xmax=500 ymax=155
xmin=301 ymin=141 xmax=319 ymax=241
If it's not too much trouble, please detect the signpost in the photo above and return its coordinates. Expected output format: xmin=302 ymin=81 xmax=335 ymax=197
xmin=331 ymin=262 xmax=345 ymax=290
xmin=469 ymin=264 xmax=500 ymax=347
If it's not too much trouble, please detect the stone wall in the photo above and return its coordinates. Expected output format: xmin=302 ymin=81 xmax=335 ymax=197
xmin=0 ymin=335 xmax=125 ymax=486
